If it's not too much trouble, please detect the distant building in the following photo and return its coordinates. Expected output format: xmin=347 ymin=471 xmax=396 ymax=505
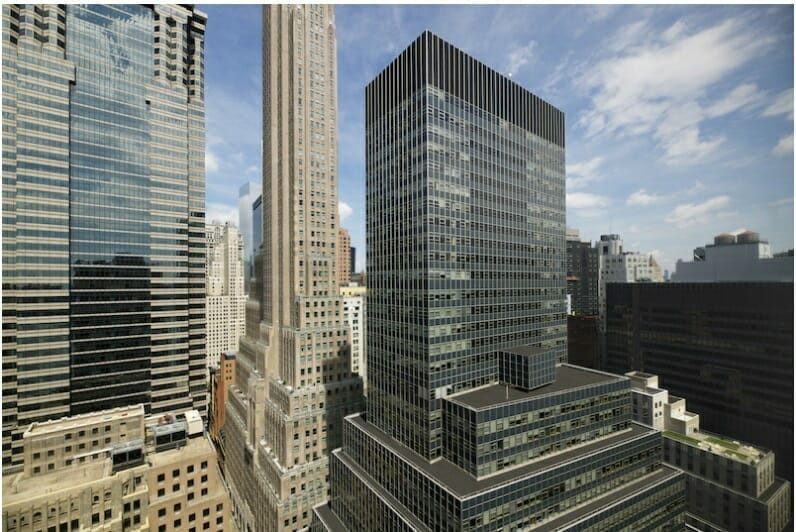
xmin=566 ymin=228 xmax=599 ymax=315
xmin=238 ymin=182 xmax=262 ymax=287
xmin=2 ymin=405 xmax=230 ymax=532
xmin=627 ymin=372 xmax=792 ymax=532
xmin=672 ymin=231 xmax=793 ymax=282
xmin=340 ymin=284 xmax=367 ymax=392
xmin=599 ymin=234 xmax=663 ymax=284
xmin=567 ymin=315 xmax=599 ymax=369
xmin=209 ymin=353 xmax=236 ymax=444
xmin=349 ymin=246 xmax=356 ymax=277
xmin=337 ymin=228 xmax=351 ymax=286
xmin=596 ymin=233 xmax=662 ymax=368
xmin=350 ymin=271 xmax=366 ymax=286
xmin=605 ymin=282 xmax=794 ymax=482
xmin=249 ymin=193 xmax=263 ymax=293
xmin=205 ymin=223 xmax=246 ymax=378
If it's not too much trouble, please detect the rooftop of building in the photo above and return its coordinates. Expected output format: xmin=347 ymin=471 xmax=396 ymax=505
xmin=536 ymin=465 xmax=683 ymax=531
xmin=347 ymin=413 xmax=655 ymax=499
xmin=4 ymin=433 xmax=216 ymax=507
xmin=23 ymin=404 xmax=144 ymax=438
xmin=447 ymin=364 xmax=624 ymax=410
xmin=663 ymin=428 xmax=770 ymax=466
xmin=625 ymin=371 xmax=666 ymax=395
xmin=147 ymin=433 xmax=215 ymax=467
xmin=3 ymin=458 xmax=130 ymax=507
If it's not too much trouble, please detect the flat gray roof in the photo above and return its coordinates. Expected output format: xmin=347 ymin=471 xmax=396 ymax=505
xmin=447 ymin=365 xmax=624 ymax=410
xmin=536 ymin=465 xmax=683 ymax=530
xmin=348 ymin=414 xmax=655 ymax=499
xmin=312 ymin=503 xmax=348 ymax=532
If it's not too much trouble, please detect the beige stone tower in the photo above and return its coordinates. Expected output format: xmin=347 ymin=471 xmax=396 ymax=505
xmin=337 ymin=228 xmax=351 ymax=287
xmin=219 ymin=5 xmax=364 ymax=532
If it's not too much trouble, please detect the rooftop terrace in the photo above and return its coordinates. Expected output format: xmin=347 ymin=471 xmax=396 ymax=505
xmin=664 ymin=429 xmax=769 ymax=465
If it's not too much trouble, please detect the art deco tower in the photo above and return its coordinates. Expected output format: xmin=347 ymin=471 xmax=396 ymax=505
xmin=220 ymin=5 xmax=363 ymax=532
xmin=2 ymin=4 xmax=207 ymax=471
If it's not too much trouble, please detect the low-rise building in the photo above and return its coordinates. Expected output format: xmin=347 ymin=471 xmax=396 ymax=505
xmin=672 ymin=231 xmax=793 ymax=283
xmin=3 ymin=405 xmax=231 ymax=532
xmin=209 ymin=353 xmax=237 ymax=444
xmin=627 ymin=372 xmax=792 ymax=532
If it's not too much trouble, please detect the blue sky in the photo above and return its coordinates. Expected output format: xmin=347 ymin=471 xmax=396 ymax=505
xmin=200 ymin=4 xmax=793 ymax=273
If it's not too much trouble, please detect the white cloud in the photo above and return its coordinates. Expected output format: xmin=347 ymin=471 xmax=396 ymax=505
xmin=626 ymin=189 xmax=664 ymax=206
xmin=771 ymin=197 xmax=793 ymax=207
xmin=627 ymin=181 xmax=705 ymax=207
xmin=566 ymin=156 xmax=604 ymax=190
xmin=338 ymin=202 xmax=353 ymax=222
xmin=567 ymin=192 xmax=609 ymax=209
xmin=704 ymin=83 xmax=764 ymax=118
xmin=506 ymin=40 xmax=536 ymax=75
xmin=772 ymin=133 xmax=794 ymax=157
xmin=762 ymin=88 xmax=794 ymax=120
xmin=664 ymin=195 xmax=732 ymax=228
xmin=608 ymin=20 xmax=650 ymax=53
xmin=206 ymin=202 xmax=237 ymax=225
xmin=579 ymin=18 xmax=773 ymax=165
xmin=245 ymin=165 xmax=259 ymax=175
xmin=206 ymin=150 xmax=220 ymax=174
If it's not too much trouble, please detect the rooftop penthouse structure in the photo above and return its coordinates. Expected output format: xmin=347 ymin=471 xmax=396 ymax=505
xmin=3 ymin=405 xmax=229 ymax=532
xmin=627 ymin=372 xmax=791 ymax=532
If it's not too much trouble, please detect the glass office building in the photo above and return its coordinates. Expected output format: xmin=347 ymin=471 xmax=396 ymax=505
xmin=606 ymin=282 xmax=794 ymax=484
xmin=312 ymin=31 xmax=685 ymax=531
xmin=2 ymin=4 xmax=207 ymax=470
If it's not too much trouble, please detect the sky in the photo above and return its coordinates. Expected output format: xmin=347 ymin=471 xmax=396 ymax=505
xmin=200 ymin=4 xmax=794 ymax=274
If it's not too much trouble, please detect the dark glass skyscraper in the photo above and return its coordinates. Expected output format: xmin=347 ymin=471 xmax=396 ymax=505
xmin=2 ymin=4 xmax=207 ymax=470
xmin=365 ymin=32 xmax=568 ymax=460
xmin=312 ymin=31 xmax=685 ymax=531
xmin=566 ymin=230 xmax=599 ymax=316
xmin=605 ymin=282 xmax=794 ymax=483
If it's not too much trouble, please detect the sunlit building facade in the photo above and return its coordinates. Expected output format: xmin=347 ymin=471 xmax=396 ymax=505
xmin=312 ymin=31 xmax=685 ymax=531
xmin=2 ymin=4 xmax=207 ymax=471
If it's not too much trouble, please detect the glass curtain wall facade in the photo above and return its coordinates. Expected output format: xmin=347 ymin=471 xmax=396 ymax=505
xmin=365 ymin=31 xmax=568 ymax=461
xmin=605 ymin=282 xmax=794 ymax=483
xmin=2 ymin=4 xmax=207 ymax=470
xmin=312 ymin=31 xmax=685 ymax=531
